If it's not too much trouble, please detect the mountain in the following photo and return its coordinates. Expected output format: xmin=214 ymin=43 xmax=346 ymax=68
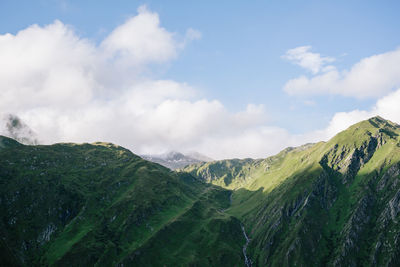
xmin=182 ymin=143 xmax=315 ymax=189
xmin=2 ymin=116 xmax=400 ymax=266
xmin=183 ymin=116 xmax=400 ymax=266
xmin=141 ymin=151 xmax=213 ymax=170
xmin=0 ymin=137 xmax=243 ymax=266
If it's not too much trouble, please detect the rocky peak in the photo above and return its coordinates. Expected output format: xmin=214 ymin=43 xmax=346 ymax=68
xmin=164 ymin=151 xmax=186 ymax=161
xmin=321 ymin=116 xmax=400 ymax=183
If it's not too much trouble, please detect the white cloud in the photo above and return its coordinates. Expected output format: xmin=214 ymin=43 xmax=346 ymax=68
xmin=101 ymin=5 xmax=178 ymax=66
xmin=303 ymin=100 xmax=316 ymax=106
xmin=2 ymin=6 xmax=399 ymax=160
xmin=311 ymin=110 xmax=374 ymax=141
xmin=302 ymin=88 xmax=400 ymax=143
xmin=0 ymin=6 xmax=289 ymax=159
xmin=0 ymin=114 xmax=39 ymax=145
xmin=282 ymin=46 xmax=335 ymax=74
xmin=192 ymin=126 xmax=297 ymax=159
xmin=180 ymin=28 xmax=202 ymax=48
xmin=373 ymin=88 xmax=400 ymax=121
xmin=185 ymin=28 xmax=202 ymax=41
xmin=284 ymin=47 xmax=400 ymax=98
xmin=0 ymin=20 xmax=98 ymax=111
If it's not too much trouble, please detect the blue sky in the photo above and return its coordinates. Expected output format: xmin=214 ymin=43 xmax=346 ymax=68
xmin=1 ymin=1 xmax=400 ymax=158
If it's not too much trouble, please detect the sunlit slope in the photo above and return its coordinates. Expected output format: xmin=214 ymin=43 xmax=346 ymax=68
xmin=3 ymin=116 xmax=400 ymax=266
xmin=0 ymin=137 xmax=244 ymax=266
xmin=181 ymin=143 xmax=318 ymax=191
xmin=185 ymin=116 xmax=400 ymax=266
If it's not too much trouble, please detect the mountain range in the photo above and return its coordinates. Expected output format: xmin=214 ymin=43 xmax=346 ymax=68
xmin=141 ymin=151 xmax=213 ymax=170
xmin=1 ymin=116 xmax=400 ymax=266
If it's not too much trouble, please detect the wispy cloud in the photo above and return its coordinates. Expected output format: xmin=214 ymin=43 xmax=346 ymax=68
xmin=283 ymin=47 xmax=400 ymax=98
xmin=282 ymin=45 xmax=335 ymax=74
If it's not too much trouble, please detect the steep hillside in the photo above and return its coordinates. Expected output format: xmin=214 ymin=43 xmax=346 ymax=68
xmin=0 ymin=137 xmax=244 ymax=266
xmin=182 ymin=144 xmax=314 ymax=190
xmin=3 ymin=116 xmax=400 ymax=266
xmin=185 ymin=116 xmax=400 ymax=266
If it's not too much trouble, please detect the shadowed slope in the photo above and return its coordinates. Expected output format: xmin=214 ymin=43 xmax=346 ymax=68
xmin=0 ymin=139 xmax=244 ymax=266
xmin=3 ymin=116 xmax=400 ymax=266
xmin=186 ymin=117 xmax=400 ymax=266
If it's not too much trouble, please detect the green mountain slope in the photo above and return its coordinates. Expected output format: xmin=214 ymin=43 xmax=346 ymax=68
xmin=184 ymin=116 xmax=400 ymax=266
xmin=2 ymin=116 xmax=400 ymax=266
xmin=0 ymin=137 xmax=244 ymax=266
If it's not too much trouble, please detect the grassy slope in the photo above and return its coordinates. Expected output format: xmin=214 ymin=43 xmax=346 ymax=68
xmin=3 ymin=116 xmax=400 ymax=266
xmin=121 ymin=186 xmax=244 ymax=266
xmin=182 ymin=158 xmax=256 ymax=189
xmin=185 ymin=117 xmax=400 ymax=266
xmin=0 ymin=137 xmax=244 ymax=266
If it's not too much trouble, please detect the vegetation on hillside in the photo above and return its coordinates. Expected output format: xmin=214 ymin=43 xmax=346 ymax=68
xmin=2 ymin=116 xmax=400 ymax=266
xmin=184 ymin=116 xmax=400 ymax=266
xmin=0 ymin=137 xmax=244 ymax=266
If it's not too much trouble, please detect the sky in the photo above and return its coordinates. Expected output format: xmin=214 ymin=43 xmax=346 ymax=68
xmin=1 ymin=0 xmax=400 ymax=159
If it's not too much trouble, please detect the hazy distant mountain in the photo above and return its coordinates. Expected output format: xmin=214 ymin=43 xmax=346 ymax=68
xmin=0 ymin=114 xmax=39 ymax=145
xmin=141 ymin=151 xmax=213 ymax=169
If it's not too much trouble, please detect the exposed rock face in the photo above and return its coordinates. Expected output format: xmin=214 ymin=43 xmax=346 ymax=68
xmin=186 ymin=117 xmax=400 ymax=266
xmin=320 ymin=132 xmax=383 ymax=184
xmin=333 ymin=194 xmax=374 ymax=267
xmin=378 ymin=164 xmax=400 ymax=191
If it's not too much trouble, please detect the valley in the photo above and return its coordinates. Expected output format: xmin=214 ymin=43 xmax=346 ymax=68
xmin=2 ymin=116 xmax=400 ymax=266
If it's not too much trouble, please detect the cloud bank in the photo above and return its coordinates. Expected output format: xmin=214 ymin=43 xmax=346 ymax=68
xmin=284 ymin=46 xmax=400 ymax=98
xmin=1 ymin=7 xmax=400 ymax=160
xmin=281 ymin=45 xmax=400 ymax=141
xmin=0 ymin=5 xmax=301 ymax=159
xmin=320 ymin=88 xmax=400 ymax=137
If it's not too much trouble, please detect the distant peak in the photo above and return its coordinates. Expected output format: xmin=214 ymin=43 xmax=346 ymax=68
xmin=141 ymin=150 xmax=212 ymax=169
xmin=186 ymin=151 xmax=214 ymax=162
xmin=163 ymin=151 xmax=185 ymax=161
xmin=165 ymin=151 xmax=184 ymax=156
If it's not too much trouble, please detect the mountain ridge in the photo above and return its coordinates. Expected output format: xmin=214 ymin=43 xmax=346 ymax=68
xmin=0 ymin=137 xmax=244 ymax=266
xmin=184 ymin=116 xmax=400 ymax=266
xmin=2 ymin=116 xmax=400 ymax=266
xmin=141 ymin=151 xmax=213 ymax=170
